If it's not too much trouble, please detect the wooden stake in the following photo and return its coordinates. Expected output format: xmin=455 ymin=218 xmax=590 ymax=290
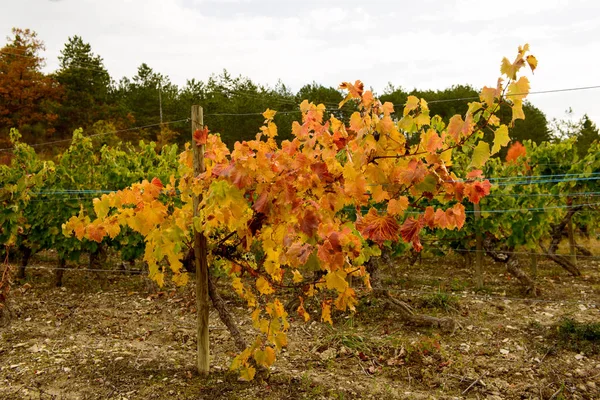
xmin=192 ymin=105 xmax=210 ymax=375
xmin=474 ymin=203 xmax=483 ymax=289
xmin=568 ymin=213 xmax=577 ymax=265
xmin=530 ymin=252 xmax=537 ymax=278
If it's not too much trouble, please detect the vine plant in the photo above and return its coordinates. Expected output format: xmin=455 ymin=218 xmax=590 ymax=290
xmin=64 ymin=45 xmax=537 ymax=378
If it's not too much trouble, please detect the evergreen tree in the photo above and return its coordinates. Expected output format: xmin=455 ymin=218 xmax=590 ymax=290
xmin=54 ymin=36 xmax=111 ymax=135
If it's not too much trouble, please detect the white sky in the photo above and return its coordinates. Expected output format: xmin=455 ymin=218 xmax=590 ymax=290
xmin=2 ymin=0 xmax=600 ymax=124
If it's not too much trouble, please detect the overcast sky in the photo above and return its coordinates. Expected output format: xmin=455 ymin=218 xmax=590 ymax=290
xmin=2 ymin=0 xmax=600 ymax=124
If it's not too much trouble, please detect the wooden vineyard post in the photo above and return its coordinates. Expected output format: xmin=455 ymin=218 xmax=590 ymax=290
xmin=530 ymin=252 xmax=538 ymax=278
xmin=568 ymin=213 xmax=577 ymax=265
xmin=474 ymin=203 xmax=484 ymax=289
xmin=192 ymin=105 xmax=210 ymax=375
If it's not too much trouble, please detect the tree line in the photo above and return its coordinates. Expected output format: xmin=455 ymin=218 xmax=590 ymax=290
xmin=0 ymin=28 xmax=598 ymax=157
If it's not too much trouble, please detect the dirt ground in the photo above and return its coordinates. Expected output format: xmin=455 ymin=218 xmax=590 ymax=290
xmin=1 ymin=251 xmax=599 ymax=400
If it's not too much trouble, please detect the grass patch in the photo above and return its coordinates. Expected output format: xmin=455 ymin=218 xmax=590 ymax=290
xmin=553 ymin=318 xmax=600 ymax=354
xmin=417 ymin=290 xmax=459 ymax=312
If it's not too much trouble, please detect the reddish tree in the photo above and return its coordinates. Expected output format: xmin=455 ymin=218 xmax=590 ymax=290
xmin=0 ymin=28 xmax=62 ymax=144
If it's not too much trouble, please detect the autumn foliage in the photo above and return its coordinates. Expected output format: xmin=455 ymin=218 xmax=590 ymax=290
xmin=63 ymin=45 xmax=536 ymax=379
xmin=0 ymin=29 xmax=62 ymax=141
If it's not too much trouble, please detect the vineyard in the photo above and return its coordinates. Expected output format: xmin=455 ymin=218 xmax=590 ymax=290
xmin=1 ymin=45 xmax=600 ymax=399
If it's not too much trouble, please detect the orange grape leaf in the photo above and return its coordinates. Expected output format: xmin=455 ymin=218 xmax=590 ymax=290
xmin=400 ymin=217 xmax=423 ymax=251
xmin=286 ymin=242 xmax=313 ymax=268
xmin=480 ymin=86 xmax=498 ymax=108
xmin=421 ymin=129 xmax=444 ymax=153
xmin=464 ymin=180 xmax=491 ymax=204
xmin=423 ymin=206 xmax=435 ymax=229
xmin=387 ymin=197 xmax=409 ymax=216
xmin=466 ymin=170 xmax=483 ymax=179
xmin=448 ymin=203 xmax=466 ymax=229
xmin=338 ymin=80 xmax=364 ymax=107
xmin=506 ymin=141 xmax=527 ymax=163
xmin=382 ymin=101 xmax=394 ymax=115
xmin=193 ymin=126 xmax=209 ymax=146
xmin=355 ymin=208 xmax=400 ymax=245
xmin=434 ymin=208 xmax=450 ymax=229
xmin=447 ymin=115 xmax=468 ymax=142
xmin=86 ymin=223 xmax=106 ymax=243
xmin=297 ymin=297 xmax=310 ymax=322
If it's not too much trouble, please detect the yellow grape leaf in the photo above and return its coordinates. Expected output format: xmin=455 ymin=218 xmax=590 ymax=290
xmin=470 ymin=141 xmax=490 ymax=168
xmin=273 ymin=332 xmax=288 ymax=350
xmin=263 ymin=108 xmax=276 ymax=121
xmin=414 ymin=111 xmax=430 ymax=128
xmin=104 ymin=218 xmax=121 ymax=239
xmin=268 ymin=299 xmax=286 ymax=318
xmin=93 ymin=196 xmax=111 ymax=219
xmin=256 ymin=277 xmax=275 ymax=295
xmin=343 ymin=162 xmax=367 ymax=202
xmin=370 ymin=185 xmax=390 ymax=203
xmin=321 ymin=300 xmax=333 ymax=325
xmin=239 ymin=366 xmax=256 ymax=381
xmin=439 ymin=148 xmax=453 ymax=166
xmin=325 ymin=269 xmax=348 ymax=293
xmin=500 ymin=57 xmax=518 ymax=80
xmin=334 ymin=287 xmax=357 ymax=312
xmin=254 ymin=347 xmax=276 ymax=368
xmin=292 ymin=269 xmax=303 ymax=283
xmin=491 ymin=125 xmax=510 ymax=155
xmin=508 ymin=76 xmax=530 ymax=99
xmin=397 ymin=115 xmax=415 ymax=133
xmin=526 ymin=54 xmax=538 ymax=73
xmin=403 ymin=95 xmax=420 ymax=116
xmin=172 ymin=272 xmax=189 ymax=286
xmin=264 ymin=247 xmax=283 ymax=281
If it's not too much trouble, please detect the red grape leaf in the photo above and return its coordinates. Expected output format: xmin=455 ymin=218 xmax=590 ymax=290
xmin=193 ymin=126 xmax=210 ymax=146
xmin=356 ymin=208 xmax=400 ymax=245
xmin=400 ymin=216 xmax=423 ymax=251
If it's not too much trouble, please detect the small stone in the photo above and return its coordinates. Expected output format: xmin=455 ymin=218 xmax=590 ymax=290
xmin=500 ymin=349 xmax=510 ymax=355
